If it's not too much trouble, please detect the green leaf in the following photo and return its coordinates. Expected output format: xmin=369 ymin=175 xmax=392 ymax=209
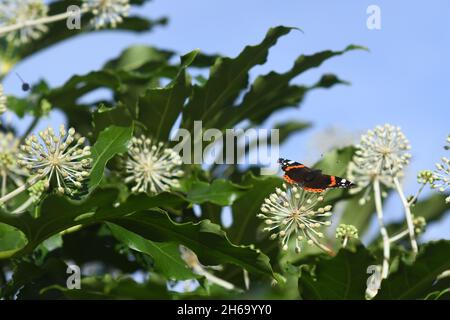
xmin=110 ymin=210 xmax=277 ymax=279
xmin=182 ymin=26 xmax=294 ymax=130
xmin=274 ymin=121 xmax=312 ymax=144
xmin=229 ymin=173 xmax=282 ymax=245
xmin=13 ymin=0 xmax=165 ymax=62
xmin=137 ymin=50 xmax=198 ymax=140
xmin=89 ymin=125 xmax=133 ymax=190
xmin=339 ymin=196 xmax=376 ymax=236
xmin=411 ymin=193 xmax=450 ymax=223
xmin=219 ymin=45 xmax=365 ymax=127
xmin=107 ymin=223 xmax=195 ymax=280
xmin=184 ymin=179 xmax=250 ymax=206
xmin=0 ymin=189 xmax=185 ymax=257
xmin=46 ymin=70 xmax=122 ymax=106
xmin=92 ymin=104 xmax=134 ymax=140
xmin=103 ymin=45 xmax=174 ymax=71
xmin=376 ymin=241 xmax=450 ymax=299
xmin=0 ymin=223 xmax=27 ymax=259
xmin=298 ymin=245 xmax=376 ymax=300
xmin=43 ymin=275 xmax=171 ymax=300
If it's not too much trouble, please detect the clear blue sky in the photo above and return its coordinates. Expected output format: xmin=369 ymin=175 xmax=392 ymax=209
xmin=2 ymin=0 xmax=449 ymax=241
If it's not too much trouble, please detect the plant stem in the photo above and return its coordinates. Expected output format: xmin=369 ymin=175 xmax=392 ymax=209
xmin=373 ymin=178 xmax=390 ymax=279
xmin=389 ymin=229 xmax=409 ymax=243
xmin=312 ymin=237 xmax=336 ymax=256
xmin=193 ymin=265 xmax=236 ymax=291
xmin=408 ymin=183 xmax=426 ymax=206
xmin=0 ymin=174 xmax=42 ymax=205
xmin=342 ymin=236 xmax=348 ymax=248
xmin=0 ymin=8 xmax=89 ymax=37
xmin=393 ymin=177 xmax=419 ymax=254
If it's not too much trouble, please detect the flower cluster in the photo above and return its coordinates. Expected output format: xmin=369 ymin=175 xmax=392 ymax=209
xmin=0 ymin=84 xmax=7 ymax=115
xmin=348 ymin=124 xmax=411 ymax=204
xmin=257 ymin=183 xmax=333 ymax=253
xmin=417 ymin=170 xmax=435 ymax=185
xmin=336 ymin=224 xmax=359 ymax=242
xmin=413 ymin=216 xmax=426 ymax=235
xmin=18 ymin=126 xmax=92 ymax=196
xmin=0 ymin=132 xmax=27 ymax=195
xmin=125 ymin=136 xmax=184 ymax=194
xmin=0 ymin=0 xmax=48 ymax=44
xmin=83 ymin=0 xmax=130 ymax=29
xmin=431 ymin=136 xmax=450 ymax=203
xmin=432 ymin=157 xmax=450 ymax=203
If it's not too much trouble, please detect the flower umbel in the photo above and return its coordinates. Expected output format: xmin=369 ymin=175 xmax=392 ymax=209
xmin=83 ymin=0 xmax=130 ymax=29
xmin=125 ymin=136 xmax=183 ymax=194
xmin=0 ymin=132 xmax=27 ymax=196
xmin=18 ymin=126 xmax=92 ymax=196
xmin=258 ymin=183 xmax=333 ymax=253
xmin=336 ymin=224 xmax=359 ymax=241
xmin=348 ymin=124 xmax=411 ymax=203
xmin=432 ymin=157 xmax=450 ymax=203
xmin=0 ymin=0 xmax=48 ymax=44
xmin=0 ymin=84 xmax=7 ymax=115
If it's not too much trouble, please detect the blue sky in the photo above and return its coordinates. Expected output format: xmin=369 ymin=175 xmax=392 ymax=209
xmin=2 ymin=0 xmax=449 ymax=241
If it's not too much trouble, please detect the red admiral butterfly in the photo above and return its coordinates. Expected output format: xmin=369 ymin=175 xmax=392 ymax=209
xmin=278 ymin=158 xmax=355 ymax=193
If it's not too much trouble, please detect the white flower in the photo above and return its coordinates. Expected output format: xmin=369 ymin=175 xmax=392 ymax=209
xmin=0 ymin=132 xmax=27 ymax=196
xmin=0 ymin=84 xmax=7 ymax=115
xmin=432 ymin=156 xmax=450 ymax=202
xmin=83 ymin=0 xmax=130 ymax=29
xmin=348 ymin=124 xmax=411 ymax=204
xmin=125 ymin=136 xmax=183 ymax=194
xmin=0 ymin=0 xmax=48 ymax=44
xmin=18 ymin=125 xmax=92 ymax=196
xmin=257 ymin=183 xmax=333 ymax=253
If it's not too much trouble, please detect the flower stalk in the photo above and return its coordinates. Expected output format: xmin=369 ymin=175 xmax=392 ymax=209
xmin=393 ymin=177 xmax=418 ymax=254
xmin=373 ymin=178 xmax=390 ymax=279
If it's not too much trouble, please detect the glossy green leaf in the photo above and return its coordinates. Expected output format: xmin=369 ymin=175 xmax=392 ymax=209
xmin=0 ymin=223 xmax=27 ymax=259
xmin=137 ymin=50 xmax=198 ymax=140
xmin=182 ymin=26 xmax=294 ymax=130
xmin=89 ymin=125 xmax=134 ymax=190
xmin=376 ymin=240 xmax=450 ymax=299
xmin=43 ymin=275 xmax=171 ymax=300
xmin=184 ymin=179 xmax=250 ymax=206
xmin=107 ymin=223 xmax=195 ymax=280
xmin=298 ymin=245 xmax=376 ymax=300
xmin=110 ymin=210 xmax=277 ymax=279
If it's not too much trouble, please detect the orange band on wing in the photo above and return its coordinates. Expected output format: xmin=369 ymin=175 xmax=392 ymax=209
xmin=303 ymin=187 xmax=325 ymax=193
xmin=328 ymin=175 xmax=336 ymax=187
xmin=284 ymin=164 xmax=305 ymax=171
xmin=283 ymin=175 xmax=296 ymax=184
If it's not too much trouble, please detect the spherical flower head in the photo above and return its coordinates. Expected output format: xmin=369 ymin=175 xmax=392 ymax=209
xmin=18 ymin=125 xmax=92 ymax=197
xmin=413 ymin=216 xmax=426 ymax=235
xmin=348 ymin=124 xmax=411 ymax=203
xmin=0 ymin=84 xmax=7 ymax=115
xmin=0 ymin=0 xmax=48 ymax=44
xmin=336 ymin=224 xmax=359 ymax=241
xmin=83 ymin=0 xmax=130 ymax=29
xmin=0 ymin=132 xmax=27 ymax=193
xmin=431 ymin=157 xmax=450 ymax=198
xmin=125 ymin=135 xmax=184 ymax=194
xmin=257 ymin=183 xmax=333 ymax=253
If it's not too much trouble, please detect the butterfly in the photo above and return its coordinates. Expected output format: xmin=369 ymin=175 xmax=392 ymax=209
xmin=278 ymin=158 xmax=355 ymax=193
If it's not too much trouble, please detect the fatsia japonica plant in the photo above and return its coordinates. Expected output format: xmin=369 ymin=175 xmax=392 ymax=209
xmin=0 ymin=0 xmax=449 ymax=300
